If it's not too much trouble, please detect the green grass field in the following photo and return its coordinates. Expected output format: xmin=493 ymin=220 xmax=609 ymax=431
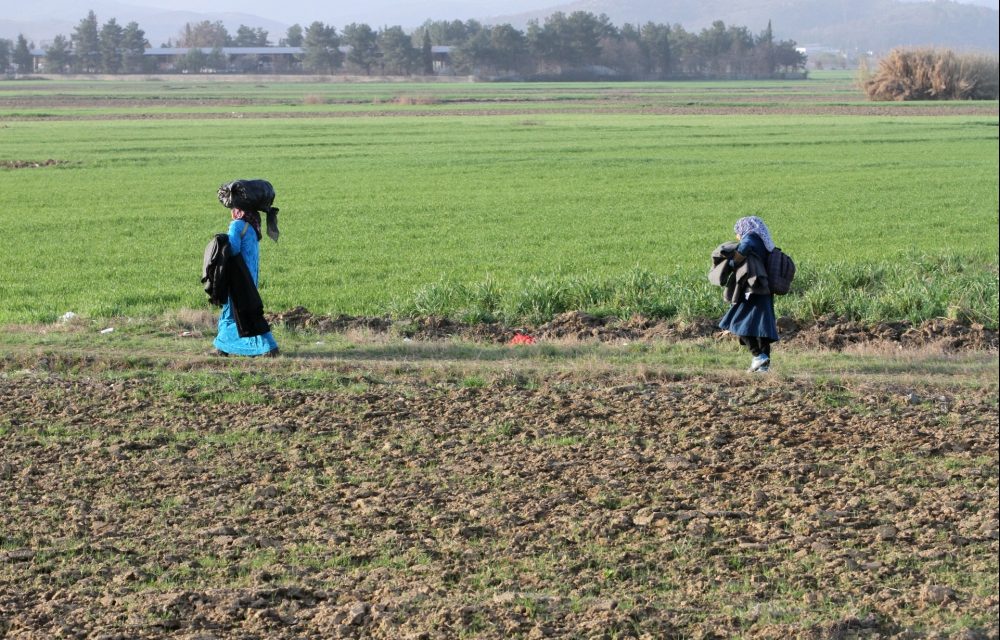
xmin=2 ymin=74 xmax=997 ymax=326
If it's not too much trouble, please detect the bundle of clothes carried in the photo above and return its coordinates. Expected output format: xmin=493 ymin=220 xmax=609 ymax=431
xmin=708 ymin=241 xmax=795 ymax=302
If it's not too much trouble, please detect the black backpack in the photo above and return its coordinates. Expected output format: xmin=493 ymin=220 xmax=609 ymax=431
xmin=766 ymin=247 xmax=796 ymax=295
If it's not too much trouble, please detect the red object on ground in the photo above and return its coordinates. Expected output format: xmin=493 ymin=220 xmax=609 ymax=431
xmin=509 ymin=333 xmax=536 ymax=345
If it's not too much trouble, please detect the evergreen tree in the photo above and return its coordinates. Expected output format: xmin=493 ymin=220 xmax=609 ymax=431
xmin=667 ymin=25 xmax=698 ymax=76
xmin=13 ymin=34 xmax=33 ymax=73
xmin=234 ymin=25 xmax=269 ymax=47
xmin=122 ymin=22 xmax=149 ymax=73
xmin=755 ymin=20 xmax=776 ymax=76
xmin=525 ymin=20 xmax=549 ymax=66
xmin=99 ymin=18 xmax=124 ymax=73
xmin=453 ymin=29 xmax=491 ymax=74
xmin=565 ymin=11 xmax=606 ymax=65
xmin=527 ymin=12 xmax=606 ymax=69
xmin=418 ymin=19 xmax=482 ymax=46
xmin=302 ymin=22 xmax=341 ymax=73
xmin=45 ymin=35 xmax=73 ymax=73
xmin=421 ymin=30 xmax=433 ymax=75
xmin=773 ymin=40 xmax=806 ymax=73
xmin=72 ymin=10 xmax=101 ymax=72
xmin=726 ymin=25 xmax=754 ymax=76
xmin=489 ymin=24 xmax=527 ymax=74
xmin=597 ymin=27 xmax=643 ymax=78
xmin=377 ymin=26 xmax=416 ymax=75
xmin=283 ymin=24 xmax=304 ymax=47
xmin=619 ymin=23 xmax=640 ymax=43
xmin=700 ymin=20 xmax=731 ymax=76
xmin=342 ymin=23 xmax=378 ymax=74
xmin=640 ymin=22 xmax=672 ymax=77
xmin=0 ymin=39 xmax=11 ymax=72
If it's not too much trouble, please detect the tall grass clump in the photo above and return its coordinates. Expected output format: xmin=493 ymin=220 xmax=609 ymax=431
xmin=760 ymin=254 xmax=998 ymax=327
xmin=860 ymin=48 xmax=999 ymax=100
xmin=392 ymin=268 xmax=706 ymax=326
xmin=391 ymin=255 xmax=998 ymax=328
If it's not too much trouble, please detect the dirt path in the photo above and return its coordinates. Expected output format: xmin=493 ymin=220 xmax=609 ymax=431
xmin=1 ymin=339 xmax=997 ymax=639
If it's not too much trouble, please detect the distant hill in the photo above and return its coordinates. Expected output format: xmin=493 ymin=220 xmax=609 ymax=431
xmin=492 ymin=0 xmax=999 ymax=53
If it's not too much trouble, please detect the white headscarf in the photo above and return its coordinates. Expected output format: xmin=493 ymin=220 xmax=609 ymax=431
xmin=734 ymin=216 xmax=775 ymax=252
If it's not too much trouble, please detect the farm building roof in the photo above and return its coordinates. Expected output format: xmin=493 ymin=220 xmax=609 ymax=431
xmin=145 ymin=47 xmax=304 ymax=56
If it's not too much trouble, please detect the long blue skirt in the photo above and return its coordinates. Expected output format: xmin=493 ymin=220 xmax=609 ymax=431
xmin=213 ymin=299 xmax=278 ymax=356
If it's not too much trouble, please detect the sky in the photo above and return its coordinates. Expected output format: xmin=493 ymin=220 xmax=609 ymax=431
xmin=66 ymin=0 xmax=999 ymax=24
xmin=126 ymin=0 xmax=556 ymax=25
xmin=3 ymin=0 xmax=561 ymax=28
xmin=1 ymin=0 xmax=559 ymax=45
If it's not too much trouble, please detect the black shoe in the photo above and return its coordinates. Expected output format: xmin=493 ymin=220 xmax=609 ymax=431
xmin=264 ymin=348 xmax=280 ymax=358
xmin=215 ymin=349 xmax=230 ymax=357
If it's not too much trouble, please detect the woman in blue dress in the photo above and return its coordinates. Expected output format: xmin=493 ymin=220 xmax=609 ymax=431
xmin=719 ymin=216 xmax=779 ymax=372
xmin=214 ymin=208 xmax=279 ymax=357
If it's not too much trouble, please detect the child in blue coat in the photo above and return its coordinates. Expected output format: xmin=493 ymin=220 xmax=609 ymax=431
xmin=719 ymin=216 xmax=779 ymax=372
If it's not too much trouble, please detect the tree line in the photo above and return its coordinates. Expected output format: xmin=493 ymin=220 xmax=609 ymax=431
xmin=2 ymin=9 xmax=807 ymax=79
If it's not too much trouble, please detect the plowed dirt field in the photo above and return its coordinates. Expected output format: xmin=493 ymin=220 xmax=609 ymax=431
xmin=1 ymin=332 xmax=997 ymax=639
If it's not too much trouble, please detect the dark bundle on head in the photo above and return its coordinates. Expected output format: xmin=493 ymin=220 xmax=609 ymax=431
xmin=218 ymin=179 xmax=275 ymax=211
xmin=218 ymin=179 xmax=280 ymax=242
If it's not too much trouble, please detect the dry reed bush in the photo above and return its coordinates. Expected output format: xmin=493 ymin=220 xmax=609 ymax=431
xmin=860 ymin=48 xmax=999 ymax=100
xmin=302 ymin=94 xmax=327 ymax=105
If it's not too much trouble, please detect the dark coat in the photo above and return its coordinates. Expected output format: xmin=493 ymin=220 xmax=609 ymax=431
xmin=202 ymin=233 xmax=230 ymax=306
xmin=201 ymin=234 xmax=270 ymax=338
